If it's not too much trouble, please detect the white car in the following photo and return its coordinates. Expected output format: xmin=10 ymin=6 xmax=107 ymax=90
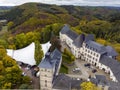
xmin=22 ymin=72 xmax=26 ymax=76
xmin=75 ymin=67 xmax=80 ymax=71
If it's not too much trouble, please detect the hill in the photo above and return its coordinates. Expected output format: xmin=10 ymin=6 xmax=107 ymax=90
xmin=0 ymin=3 xmax=120 ymax=53
xmin=0 ymin=3 xmax=120 ymax=35
xmin=0 ymin=6 xmax=12 ymax=15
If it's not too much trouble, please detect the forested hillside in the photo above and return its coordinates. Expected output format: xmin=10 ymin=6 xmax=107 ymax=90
xmin=0 ymin=3 xmax=120 ymax=42
xmin=0 ymin=2 xmax=120 ymax=53
xmin=0 ymin=6 xmax=12 ymax=15
xmin=0 ymin=2 xmax=120 ymax=56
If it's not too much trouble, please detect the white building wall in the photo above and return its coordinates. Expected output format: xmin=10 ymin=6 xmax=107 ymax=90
xmin=109 ymin=70 xmax=118 ymax=82
xmin=40 ymin=68 xmax=53 ymax=90
xmin=59 ymin=33 xmax=67 ymax=42
xmin=72 ymin=45 xmax=82 ymax=58
xmin=82 ymin=43 xmax=101 ymax=66
xmin=65 ymin=36 xmax=73 ymax=48
xmin=60 ymin=31 xmax=119 ymax=83
xmin=98 ymin=63 xmax=118 ymax=82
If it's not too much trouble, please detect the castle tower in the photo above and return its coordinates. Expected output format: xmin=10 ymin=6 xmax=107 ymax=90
xmin=39 ymin=49 xmax=62 ymax=90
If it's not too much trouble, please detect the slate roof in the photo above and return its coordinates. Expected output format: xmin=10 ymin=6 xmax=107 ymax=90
xmin=66 ymin=29 xmax=78 ymax=40
xmin=90 ymin=75 xmax=108 ymax=86
xmin=53 ymin=74 xmax=83 ymax=90
xmin=100 ymin=56 xmax=120 ymax=82
xmin=73 ymin=34 xmax=85 ymax=48
xmin=90 ymin=75 xmax=120 ymax=90
xmin=106 ymin=46 xmax=118 ymax=57
xmin=60 ymin=24 xmax=78 ymax=40
xmin=60 ymin=24 xmax=70 ymax=34
xmin=109 ymin=87 xmax=120 ymax=90
xmin=84 ymin=34 xmax=94 ymax=42
xmin=108 ymin=82 xmax=120 ymax=90
xmin=53 ymin=74 xmax=71 ymax=90
xmin=39 ymin=49 xmax=62 ymax=70
xmin=86 ymin=41 xmax=107 ymax=54
xmin=39 ymin=54 xmax=53 ymax=68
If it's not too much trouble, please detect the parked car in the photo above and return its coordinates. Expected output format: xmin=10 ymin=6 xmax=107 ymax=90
xmin=84 ymin=63 xmax=91 ymax=67
xmin=72 ymin=68 xmax=80 ymax=73
xmin=92 ymin=69 xmax=97 ymax=73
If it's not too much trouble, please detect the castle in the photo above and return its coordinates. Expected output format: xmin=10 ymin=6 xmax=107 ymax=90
xmin=60 ymin=25 xmax=120 ymax=82
xmin=39 ymin=25 xmax=120 ymax=90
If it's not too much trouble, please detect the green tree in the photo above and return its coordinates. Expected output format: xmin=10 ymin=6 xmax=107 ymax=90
xmin=3 ymin=56 xmax=16 ymax=67
xmin=62 ymin=48 xmax=75 ymax=64
xmin=2 ymin=82 xmax=11 ymax=89
xmin=14 ymin=33 xmax=26 ymax=49
xmin=19 ymin=84 xmax=33 ymax=89
xmin=7 ymin=21 xmax=14 ymax=30
xmin=35 ymin=41 xmax=44 ymax=65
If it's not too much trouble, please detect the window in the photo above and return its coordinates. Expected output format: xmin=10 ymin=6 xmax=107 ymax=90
xmin=96 ymin=59 xmax=97 ymax=61
xmin=88 ymin=50 xmax=90 ymax=53
xmin=91 ymin=51 xmax=92 ymax=54
xmin=45 ymin=84 xmax=47 ymax=87
xmin=96 ymin=54 xmax=99 ymax=57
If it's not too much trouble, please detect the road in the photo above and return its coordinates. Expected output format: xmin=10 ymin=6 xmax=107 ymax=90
xmin=21 ymin=67 xmax=40 ymax=89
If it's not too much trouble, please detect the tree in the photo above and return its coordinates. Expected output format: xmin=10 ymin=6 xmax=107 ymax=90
xmin=26 ymin=31 xmax=40 ymax=45
xmin=50 ymin=35 xmax=61 ymax=51
xmin=0 ymin=61 xmax=4 ymax=74
xmin=80 ymin=82 xmax=100 ymax=90
xmin=62 ymin=48 xmax=75 ymax=64
xmin=19 ymin=84 xmax=33 ymax=89
xmin=21 ymin=76 xmax=31 ymax=84
xmin=3 ymin=56 xmax=16 ymax=67
xmin=14 ymin=33 xmax=27 ymax=49
xmin=0 ymin=48 xmax=6 ymax=59
xmin=35 ymin=41 xmax=44 ymax=65
xmin=7 ymin=21 xmax=14 ymax=30
xmin=2 ymin=82 xmax=11 ymax=89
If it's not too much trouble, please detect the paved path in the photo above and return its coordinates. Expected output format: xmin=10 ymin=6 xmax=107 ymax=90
xmin=21 ymin=67 xmax=40 ymax=89
xmin=75 ymin=59 xmax=89 ymax=79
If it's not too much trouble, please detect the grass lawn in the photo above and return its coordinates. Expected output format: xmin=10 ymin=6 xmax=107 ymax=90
xmin=60 ymin=64 xmax=68 ymax=74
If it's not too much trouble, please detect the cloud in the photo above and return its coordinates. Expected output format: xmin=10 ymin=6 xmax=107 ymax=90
xmin=0 ymin=0 xmax=120 ymax=6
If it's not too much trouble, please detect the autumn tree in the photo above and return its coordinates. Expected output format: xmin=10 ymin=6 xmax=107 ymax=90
xmin=7 ymin=21 xmax=14 ymax=30
xmin=80 ymin=82 xmax=101 ymax=90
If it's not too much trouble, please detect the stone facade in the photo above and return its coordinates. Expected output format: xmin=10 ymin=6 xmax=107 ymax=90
xmin=39 ymin=49 xmax=62 ymax=90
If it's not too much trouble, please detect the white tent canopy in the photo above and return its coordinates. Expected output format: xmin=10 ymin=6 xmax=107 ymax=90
xmin=7 ymin=42 xmax=51 ymax=66
xmin=41 ymin=42 xmax=51 ymax=55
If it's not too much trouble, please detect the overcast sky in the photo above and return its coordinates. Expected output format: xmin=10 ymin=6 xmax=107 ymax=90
xmin=0 ymin=0 xmax=120 ymax=6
